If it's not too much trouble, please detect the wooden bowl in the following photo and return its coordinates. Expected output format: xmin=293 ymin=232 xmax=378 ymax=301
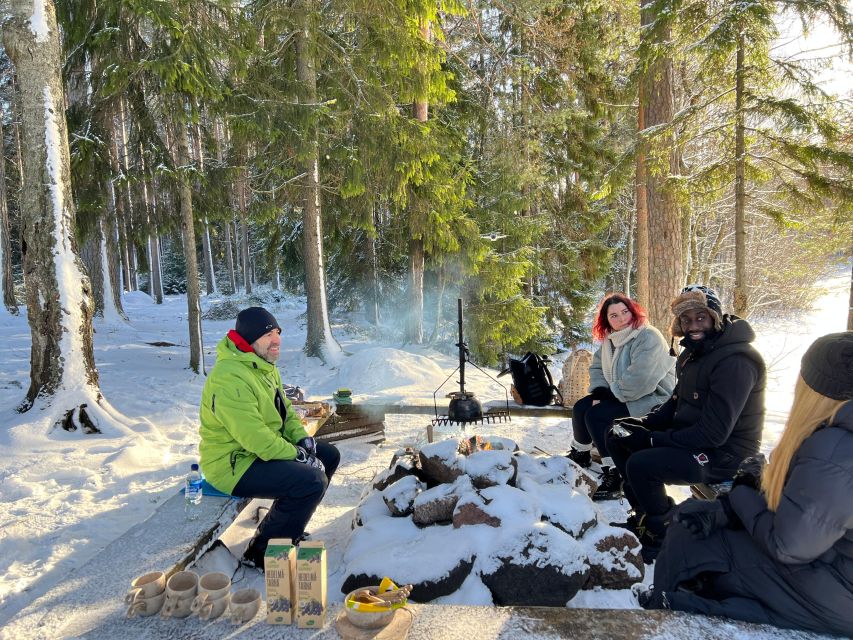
xmin=344 ymin=587 xmax=396 ymax=629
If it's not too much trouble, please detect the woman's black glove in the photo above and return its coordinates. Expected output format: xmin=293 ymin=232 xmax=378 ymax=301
xmin=590 ymin=387 xmax=617 ymax=402
xmin=675 ymin=494 xmax=743 ymax=539
xmin=675 ymin=499 xmax=728 ymax=540
xmin=731 ymin=454 xmax=766 ymax=491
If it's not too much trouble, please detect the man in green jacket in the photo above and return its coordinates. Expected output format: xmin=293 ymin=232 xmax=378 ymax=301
xmin=199 ymin=307 xmax=340 ymax=567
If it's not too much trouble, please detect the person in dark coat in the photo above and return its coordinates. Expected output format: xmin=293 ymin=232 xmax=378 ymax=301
xmin=638 ymin=331 xmax=853 ymax=637
xmin=605 ymin=285 xmax=765 ymax=562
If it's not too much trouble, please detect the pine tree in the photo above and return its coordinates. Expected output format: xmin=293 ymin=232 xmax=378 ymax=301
xmin=3 ymin=0 xmax=101 ymax=423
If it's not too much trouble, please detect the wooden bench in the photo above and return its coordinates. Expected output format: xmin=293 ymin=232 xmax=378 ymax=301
xmin=3 ymin=490 xmax=246 ymax=638
xmin=690 ymin=481 xmax=734 ymax=501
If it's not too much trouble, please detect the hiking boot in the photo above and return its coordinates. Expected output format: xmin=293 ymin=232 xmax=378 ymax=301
xmin=632 ymin=583 xmax=668 ymax=610
xmin=635 ymin=511 xmax=672 ymax=564
xmin=593 ymin=467 xmax=623 ymax=501
xmin=241 ymin=539 xmax=266 ymax=570
xmin=566 ymin=448 xmax=592 ymax=468
xmin=611 ymin=511 xmax=641 ymax=535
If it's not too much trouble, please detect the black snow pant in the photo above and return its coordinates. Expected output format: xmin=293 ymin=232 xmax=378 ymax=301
xmin=571 ymin=394 xmax=629 ymax=459
xmin=607 ymin=436 xmax=740 ymax=515
xmin=232 ymin=441 xmax=340 ymax=551
xmin=650 ymin=514 xmax=853 ymax=637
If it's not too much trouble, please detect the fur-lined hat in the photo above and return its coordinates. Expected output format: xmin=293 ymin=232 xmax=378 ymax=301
xmin=670 ymin=285 xmax=723 ymax=337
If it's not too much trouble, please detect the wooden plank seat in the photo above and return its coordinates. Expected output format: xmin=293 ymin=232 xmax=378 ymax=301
xmin=690 ymin=480 xmax=734 ymax=501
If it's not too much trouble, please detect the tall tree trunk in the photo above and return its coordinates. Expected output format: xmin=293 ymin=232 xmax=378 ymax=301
xmin=641 ymin=1 xmax=682 ymax=334
xmin=296 ymin=1 xmax=340 ymax=361
xmin=364 ymin=207 xmax=380 ymax=325
xmin=0 ymin=115 xmax=18 ymax=312
xmin=407 ymin=18 xmax=431 ymax=345
xmin=624 ymin=212 xmax=635 ymax=295
xmin=215 ymin=119 xmax=237 ymax=294
xmin=233 ymin=138 xmax=252 ymax=294
xmin=4 ymin=0 xmax=101 ymax=412
xmin=687 ymin=217 xmax=700 ymax=283
xmin=80 ymin=231 xmax=104 ymax=316
xmin=102 ymin=177 xmax=126 ymax=318
xmin=224 ymin=218 xmax=236 ymax=295
xmin=139 ymin=144 xmax=163 ymax=304
xmin=733 ymin=30 xmax=748 ymax=317
xmin=172 ymin=115 xmax=204 ymax=373
xmin=116 ymin=99 xmax=137 ymax=292
xmin=848 ymin=259 xmax=853 ymax=331
xmin=192 ymin=118 xmax=217 ymax=295
xmin=635 ymin=84 xmax=650 ymax=308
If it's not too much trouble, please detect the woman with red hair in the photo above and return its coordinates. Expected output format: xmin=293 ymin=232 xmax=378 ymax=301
xmin=569 ymin=293 xmax=675 ymax=500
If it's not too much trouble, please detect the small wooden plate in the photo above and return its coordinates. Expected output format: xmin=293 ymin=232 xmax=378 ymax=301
xmin=335 ymin=607 xmax=414 ymax=640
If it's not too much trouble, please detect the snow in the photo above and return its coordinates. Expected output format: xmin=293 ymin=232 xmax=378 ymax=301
xmin=0 ymin=268 xmax=848 ymax=636
xmin=29 ymin=0 xmax=50 ymax=43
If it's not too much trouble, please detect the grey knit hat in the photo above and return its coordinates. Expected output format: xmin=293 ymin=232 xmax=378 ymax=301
xmin=236 ymin=307 xmax=280 ymax=345
xmin=801 ymin=331 xmax=853 ymax=400
xmin=670 ymin=285 xmax=724 ymax=337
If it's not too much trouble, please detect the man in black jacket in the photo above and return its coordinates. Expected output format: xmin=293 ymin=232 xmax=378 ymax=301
xmin=606 ymin=285 xmax=765 ymax=562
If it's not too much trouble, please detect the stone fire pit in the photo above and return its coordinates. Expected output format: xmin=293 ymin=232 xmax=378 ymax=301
xmin=340 ymin=435 xmax=644 ymax=606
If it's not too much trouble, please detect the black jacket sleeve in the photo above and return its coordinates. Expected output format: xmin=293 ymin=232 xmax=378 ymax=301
xmin=641 ymin=394 xmax=676 ymax=431
xmin=729 ymin=452 xmax=853 ymax=564
xmin=652 ymin=354 xmax=758 ymax=450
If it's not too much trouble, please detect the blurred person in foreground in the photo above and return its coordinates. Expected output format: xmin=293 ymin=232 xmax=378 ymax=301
xmin=637 ymin=331 xmax=853 ymax=637
xmin=606 ymin=285 xmax=765 ymax=562
xmin=567 ymin=292 xmax=675 ymax=501
xmin=199 ymin=307 xmax=340 ymax=568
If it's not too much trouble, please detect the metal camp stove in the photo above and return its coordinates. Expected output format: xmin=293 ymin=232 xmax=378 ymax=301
xmin=428 ymin=299 xmax=510 ymax=442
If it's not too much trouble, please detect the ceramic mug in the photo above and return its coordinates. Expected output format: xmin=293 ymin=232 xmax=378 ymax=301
xmin=229 ymin=588 xmax=261 ymax=624
xmin=191 ymin=572 xmax=231 ymax=613
xmin=126 ymin=589 xmax=166 ymax=618
xmin=124 ymin=571 xmax=166 ymax=604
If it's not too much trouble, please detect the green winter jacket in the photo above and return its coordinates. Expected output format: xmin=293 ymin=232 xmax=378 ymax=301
xmin=199 ymin=334 xmax=309 ymax=494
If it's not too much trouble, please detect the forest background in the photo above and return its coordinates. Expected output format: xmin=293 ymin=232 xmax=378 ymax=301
xmin=0 ymin=0 xmax=851 ymax=425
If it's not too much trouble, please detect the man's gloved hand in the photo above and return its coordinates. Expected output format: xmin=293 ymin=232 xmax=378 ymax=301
xmin=675 ymin=499 xmax=728 ymax=539
xmin=294 ymin=446 xmax=326 ymax=474
xmin=297 ymin=436 xmax=317 ymax=457
xmin=608 ymin=421 xmax=652 ymax=452
xmin=731 ymin=454 xmax=766 ymax=491
xmin=612 ymin=416 xmax=646 ymax=430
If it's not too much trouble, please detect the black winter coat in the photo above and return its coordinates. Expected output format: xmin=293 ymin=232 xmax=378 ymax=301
xmin=645 ymin=315 xmax=765 ymax=466
xmin=653 ymin=401 xmax=853 ymax=637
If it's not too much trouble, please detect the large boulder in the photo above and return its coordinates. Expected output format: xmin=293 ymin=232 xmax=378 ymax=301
xmin=418 ymin=438 xmax=465 ymax=485
xmin=372 ymin=450 xmax=420 ymax=491
xmin=480 ymin=525 xmax=590 ymax=606
xmin=382 ymin=475 xmax=425 ymax=517
xmin=453 ymin=492 xmax=501 ymax=528
xmin=341 ymin=526 xmax=476 ymax=602
xmin=516 ymin=476 xmax=598 ymax=538
xmin=413 ymin=476 xmax=475 ymax=526
xmin=464 ymin=449 xmax=518 ymax=489
xmin=583 ymin=526 xmax=644 ymax=590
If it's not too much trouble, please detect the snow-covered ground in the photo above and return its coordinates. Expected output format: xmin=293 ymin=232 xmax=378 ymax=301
xmin=0 ymin=268 xmax=848 ymax=632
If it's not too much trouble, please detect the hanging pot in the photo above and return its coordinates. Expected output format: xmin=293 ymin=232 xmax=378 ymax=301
xmin=447 ymin=392 xmax=483 ymax=422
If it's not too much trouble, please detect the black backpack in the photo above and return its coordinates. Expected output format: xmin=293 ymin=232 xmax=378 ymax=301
xmin=504 ymin=352 xmax=562 ymax=406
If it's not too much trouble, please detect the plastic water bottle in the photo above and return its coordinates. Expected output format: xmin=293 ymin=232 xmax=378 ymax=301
xmin=185 ymin=463 xmax=203 ymax=520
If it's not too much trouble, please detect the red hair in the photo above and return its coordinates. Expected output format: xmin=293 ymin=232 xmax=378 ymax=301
xmin=591 ymin=293 xmax=647 ymax=342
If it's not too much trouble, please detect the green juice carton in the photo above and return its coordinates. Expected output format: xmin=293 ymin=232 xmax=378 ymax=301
xmin=264 ymin=538 xmax=296 ymax=624
xmin=296 ymin=541 xmax=327 ymax=628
